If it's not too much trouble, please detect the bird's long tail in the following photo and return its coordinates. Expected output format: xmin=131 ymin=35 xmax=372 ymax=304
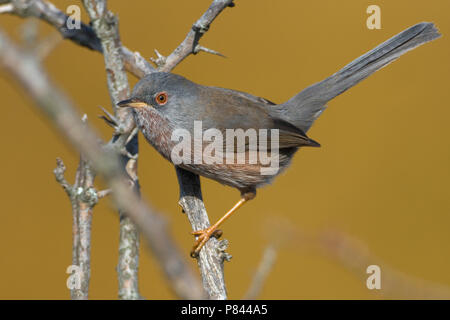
xmin=273 ymin=22 xmax=441 ymax=132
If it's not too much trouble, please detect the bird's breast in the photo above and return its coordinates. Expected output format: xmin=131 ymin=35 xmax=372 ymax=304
xmin=134 ymin=108 xmax=175 ymax=162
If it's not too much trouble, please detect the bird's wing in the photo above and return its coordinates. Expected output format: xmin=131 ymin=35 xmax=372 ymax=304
xmin=197 ymin=86 xmax=320 ymax=151
xmin=272 ymin=118 xmax=320 ymax=148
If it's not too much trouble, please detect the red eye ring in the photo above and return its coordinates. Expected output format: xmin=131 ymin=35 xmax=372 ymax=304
xmin=155 ymin=92 xmax=168 ymax=105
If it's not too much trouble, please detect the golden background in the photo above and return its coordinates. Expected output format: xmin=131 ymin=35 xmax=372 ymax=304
xmin=0 ymin=0 xmax=449 ymax=299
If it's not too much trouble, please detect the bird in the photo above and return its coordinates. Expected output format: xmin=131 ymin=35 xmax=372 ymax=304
xmin=118 ymin=22 xmax=440 ymax=257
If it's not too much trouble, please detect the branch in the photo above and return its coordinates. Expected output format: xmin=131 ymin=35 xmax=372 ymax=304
xmin=243 ymin=244 xmax=278 ymax=300
xmin=2 ymin=0 xmax=154 ymax=78
xmin=157 ymin=0 xmax=233 ymax=72
xmin=176 ymin=168 xmax=230 ymax=300
xmin=53 ymin=158 xmax=72 ymax=197
xmin=0 ymin=28 xmax=204 ymax=300
xmin=54 ymin=153 xmax=97 ymax=300
xmin=81 ymin=0 xmax=142 ymax=300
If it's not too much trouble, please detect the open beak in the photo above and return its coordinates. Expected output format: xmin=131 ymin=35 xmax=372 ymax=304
xmin=117 ymin=98 xmax=149 ymax=109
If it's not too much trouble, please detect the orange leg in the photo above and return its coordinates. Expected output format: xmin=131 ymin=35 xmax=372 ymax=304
xmin=190 ymin=191 xmax=255 ymax=258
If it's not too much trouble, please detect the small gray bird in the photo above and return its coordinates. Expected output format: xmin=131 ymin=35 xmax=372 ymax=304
xmin=118 ymin=22 xmax=440 ymax=257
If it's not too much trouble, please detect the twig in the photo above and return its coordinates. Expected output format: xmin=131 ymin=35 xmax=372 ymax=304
xmin=54 ymin=154 xmax=97 ymax=300
xmin=54 ymin=158 xmax=80 ymax=297
xmin=0 ymin=27 xmax=204 ymax=300
xmin=243 ymin=244 xmax=278 ymax=300
xmin=157 ymin=0 xmax=233 ymax=72
xmin=2 ymin=0 xmax=154 ymax=78
xmin=53 ymin=158 xmax=72 ymax=196
xmin=97 ymin=189 xmax=111 ymax=199
xmin=73 ymin=154 xmax=96 ymax=300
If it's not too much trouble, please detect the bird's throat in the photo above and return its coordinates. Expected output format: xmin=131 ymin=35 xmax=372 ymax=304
xmin=134 ymin=108 xmax=175 ymax=162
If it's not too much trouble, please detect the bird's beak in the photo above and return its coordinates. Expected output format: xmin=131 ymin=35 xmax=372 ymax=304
xmin=117 ymin=98 xmax=149 ymax=109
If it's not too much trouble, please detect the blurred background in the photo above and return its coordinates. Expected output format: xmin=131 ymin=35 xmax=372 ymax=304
xmin=0 ymin=0 xmax=449 ymax=299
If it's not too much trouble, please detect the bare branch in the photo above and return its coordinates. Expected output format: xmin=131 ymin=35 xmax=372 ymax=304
xmin=194 ymin=45 xmax=225 ymax=58
xmin=158 ymin=0 xmax=234 ymax=72
xmin=53 ymin=157 xmax=72 ymax=197
xmin=121 ymin=48 xmax=154 ymax=78
xmin=244 ymin=244 xmax=278 ymax=300
xmin=3 ymin=0 xmax=154 ymax=78
xmin=149 ymin=49 xmax=166 ymax=69
xmin=73 ymin=153 xmax=96 ymax=300
xmin=54 ymin=150 xmax=97 ymax=300
xmin=176 ymin=168 xmax=230 ymax=300
xmin=0 ymin=28 xmax=204 ymax=300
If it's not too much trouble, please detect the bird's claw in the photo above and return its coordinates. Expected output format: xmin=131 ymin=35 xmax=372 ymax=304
xmin=190 ymin=227 xmax=223 ymax=258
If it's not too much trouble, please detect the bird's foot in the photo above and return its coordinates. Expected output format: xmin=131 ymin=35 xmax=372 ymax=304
xmin=190 ymin=227 xmax=223 ymax=258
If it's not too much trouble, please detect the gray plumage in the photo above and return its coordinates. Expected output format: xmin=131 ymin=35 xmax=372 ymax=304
xmin=120 ymin=22 xmax=440 ymax=194
xmin=272 ymin=22 xmax=441 ymax=132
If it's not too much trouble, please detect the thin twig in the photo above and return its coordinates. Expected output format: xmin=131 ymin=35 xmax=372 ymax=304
xmin=176 ymin=168 xmax=230 ymax=300
xmin=157 ymin=0 xmax=234 ymax=72
xmin=97 ymin=189 xmax=111 ymax=199
xmin=53 ymin=158 xmax=72 ymax=197
xmin=244 ymin=244 xmax=278 ymax=300
xmin=54 ymin=158 xmax=81 ymax=298
xmin=73 ymin=153 xmax=96 ymax=300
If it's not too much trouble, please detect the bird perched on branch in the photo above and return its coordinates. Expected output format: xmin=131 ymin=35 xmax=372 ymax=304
xmin=118 ymin=22 xmax=440 ymax=257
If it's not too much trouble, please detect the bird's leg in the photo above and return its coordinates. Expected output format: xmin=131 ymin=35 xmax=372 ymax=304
xmin=190 ymin=190 xmax=256 ymax=258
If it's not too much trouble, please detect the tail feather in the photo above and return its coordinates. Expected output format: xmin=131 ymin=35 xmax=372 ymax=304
xmin=272 ymin=22 xmax=441 ymax=132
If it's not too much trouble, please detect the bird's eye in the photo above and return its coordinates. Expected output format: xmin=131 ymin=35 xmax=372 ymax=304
xmin=155 ymin=92 xmax=168 ymax=106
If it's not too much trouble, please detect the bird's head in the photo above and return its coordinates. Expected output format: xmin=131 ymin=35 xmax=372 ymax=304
xmin=117 ymin=72 xmax=199 ymax=127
